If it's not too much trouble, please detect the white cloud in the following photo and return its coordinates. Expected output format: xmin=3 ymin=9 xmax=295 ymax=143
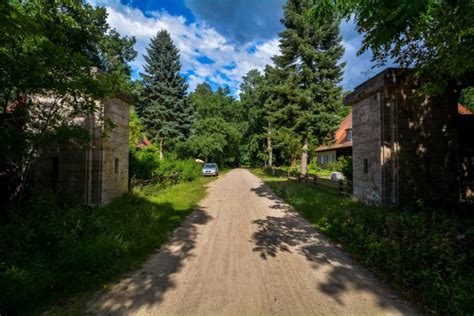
xmin=90 ymin=0 xmax=279 ymax=94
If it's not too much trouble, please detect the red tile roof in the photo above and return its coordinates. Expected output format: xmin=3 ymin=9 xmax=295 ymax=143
xmin=316 ymin=112 xmax=352 ymax=152
xmin=458 ymin=104 xmax=472 ymax=115
xmin=137 ymin=136 xmax=152 ymax=148
xmin=316 ymin=104 xmax=470 ymax=153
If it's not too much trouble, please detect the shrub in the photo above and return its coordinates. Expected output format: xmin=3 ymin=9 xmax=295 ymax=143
xmin=129 ymin=147 xmax=201 ymax=183
xmin=129 ymin=145 xmax=161 ymax=180
xmin=327 ymin=156 xmax=353 ymax=180
xmin=154 ymin=159 xmax=201 ymax=182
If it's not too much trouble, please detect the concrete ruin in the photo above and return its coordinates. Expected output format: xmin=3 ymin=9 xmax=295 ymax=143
xmin=33 ymin=97 xmax=130 ymax=205
xmin=345 ymin=68 xmax=472 ymax=206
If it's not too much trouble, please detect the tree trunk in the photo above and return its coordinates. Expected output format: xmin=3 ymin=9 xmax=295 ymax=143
xmin=301 ymin=137 xmax=308 ymax=175
xmin=291 ymin=155 xmax=297 ymax=168
xmin=263 ymin=139 xmax=267 ymax=168
xmin=159 ymin=138 xmax=164 ymax=160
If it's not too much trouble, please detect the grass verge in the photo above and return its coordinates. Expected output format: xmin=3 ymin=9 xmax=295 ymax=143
xmin=0 ymin=176 xmax=214 ymax=315
xmin=252 ymin=168 xmax=474 ymax=315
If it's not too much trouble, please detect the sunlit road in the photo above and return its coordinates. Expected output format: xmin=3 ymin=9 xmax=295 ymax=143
xmin=88 ymin=168 xmax=415 ymax=315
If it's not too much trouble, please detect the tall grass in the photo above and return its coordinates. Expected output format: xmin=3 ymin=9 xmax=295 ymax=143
xmin=0 ymin=176 xmax=213 ymax=315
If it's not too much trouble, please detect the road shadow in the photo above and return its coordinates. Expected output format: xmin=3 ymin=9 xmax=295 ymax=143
xmin=87 ymin=206 xmax=212 ymax=315
xmin=250 ymin=181 xmax=414 ymax=313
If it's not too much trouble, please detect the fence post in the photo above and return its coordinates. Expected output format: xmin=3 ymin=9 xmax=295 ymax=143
xmin=339 ymin=180 xmax=344 ymax=193
xmin=313 ymin=176 xmax=317 ymax=186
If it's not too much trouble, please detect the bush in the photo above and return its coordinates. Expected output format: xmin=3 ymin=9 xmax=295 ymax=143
xmin=327 ymin=156 xmax=353 ymax=180
xmin=129 ymin=145 xmax=161 ymax=180
xmin=307 ymin=161 xmax=332 ymax=178
xmin=129 ymin=146 xmax=201 ymax=183
xmin=154 ymin=159 xmax=201 ymax=182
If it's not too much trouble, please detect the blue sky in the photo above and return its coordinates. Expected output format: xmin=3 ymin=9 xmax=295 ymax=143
xmin=89 ymin=0 xmax=389 ymax=96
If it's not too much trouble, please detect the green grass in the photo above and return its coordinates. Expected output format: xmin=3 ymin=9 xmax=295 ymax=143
xmin=277 ymin=165 xmax=332 ymax=178
xmin=252 ymin=168 xmax=474 ymax=315
xmin=0 ymin=176 xmax=214 ymax=315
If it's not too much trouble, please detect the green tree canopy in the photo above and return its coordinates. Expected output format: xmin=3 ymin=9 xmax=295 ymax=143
xmin=271 ymin=0 xmax=345 ymax=172
xmin=179 ymin=83 xmax=243 ymax=165
xmin=0 ymin=0 xmax=136 ymax=209
xmin=312 ymin=0 xmax=474 ymax=90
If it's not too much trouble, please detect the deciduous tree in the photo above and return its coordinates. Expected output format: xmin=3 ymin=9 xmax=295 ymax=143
xmin=0 ymin=0 xmax=136 ymax=211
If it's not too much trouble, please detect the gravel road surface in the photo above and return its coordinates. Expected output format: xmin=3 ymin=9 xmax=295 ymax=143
xmin=88 ymin=168 xmax=415 ymax=315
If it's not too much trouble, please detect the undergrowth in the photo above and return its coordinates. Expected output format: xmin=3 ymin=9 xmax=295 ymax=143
xmin=0 ymin=176 xmax=213 ymax=315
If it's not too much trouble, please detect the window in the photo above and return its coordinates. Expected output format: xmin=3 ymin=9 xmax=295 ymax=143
xmin=346 ymin=129 xmax=352 ymax=141
xmin=115 ymin=158 xmax=119 ymax=174
xmin=363 ymin=159 xmax=368 ymax=174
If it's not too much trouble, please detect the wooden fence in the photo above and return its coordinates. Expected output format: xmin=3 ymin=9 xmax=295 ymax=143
xmin=267 ymin=167 xmax=353 ymax=195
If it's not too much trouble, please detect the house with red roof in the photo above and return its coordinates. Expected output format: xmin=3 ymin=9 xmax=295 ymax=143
xmin=315 ymin=112 xmax=352 ymax=166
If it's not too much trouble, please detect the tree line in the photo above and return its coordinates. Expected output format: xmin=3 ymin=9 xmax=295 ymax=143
xmin=136 ymin=0 xmax=348 ymax=173
xmin=135 ymin=0 xmax=473 ymax=174
xmin=1 ymin=0 xmax=472 ymax=211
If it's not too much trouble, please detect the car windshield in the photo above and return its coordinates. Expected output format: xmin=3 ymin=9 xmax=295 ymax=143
xmin=204 ymin=163 xmax=216 ymax=168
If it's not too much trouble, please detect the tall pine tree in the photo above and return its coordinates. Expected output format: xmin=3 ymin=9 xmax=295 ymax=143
xmin=272 ymin=0 xmax=345 ymax=174
xmin=140 ymin=30 xmax=193 ymax=159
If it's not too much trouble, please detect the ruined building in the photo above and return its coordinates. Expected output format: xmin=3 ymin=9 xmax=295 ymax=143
xmin=345 ymin=68 xmax=473 ymax=206
xmin=33 ymin=97 xmax=130 ymax=205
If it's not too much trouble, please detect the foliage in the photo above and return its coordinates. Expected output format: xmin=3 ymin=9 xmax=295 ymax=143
xmin=307 ymin=161 xmax=332 ymax=178
xmin=139 ymin=30 xmax=193 ymax=158
xmin=154 ymin=159 xmax=202 ymax=182
xmin=129 ymin=146 xmax=161 ymax=180
xmin=269 ymin=0 xmax=345 ymax=170
xmin=460 ymin=87 xmax=474 ymax=113
xmin=255 ymin=169 xmax=474 ymax=315
xmin=327 ymin=156 xmax=353 ymax=180
xmin=129 ymin=146 xmax=201 ymax=182
xmin=0 ymin=0 xmax=136 ymax=210
xmin=129 ymin=107 xmax=144 ymax=147
xmin=312 ymin=0 xmax=474 ymax=90
xmin=0 ymin=176 xmax=213 ymax=315
xmin=179 ymin=83 xmax=244 ymax=166
xmin=239 ymin=69 xmax=268 ymax=166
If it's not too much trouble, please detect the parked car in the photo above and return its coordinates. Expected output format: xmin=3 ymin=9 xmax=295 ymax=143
xmin=202 ymin=163 xmax=219 ymax=176
xmin=330 ymin=171 xmax=345 ymax=181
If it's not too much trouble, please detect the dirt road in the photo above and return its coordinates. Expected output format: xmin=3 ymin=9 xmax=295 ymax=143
xmin=88 ymin=168 xmax=414 ymax=315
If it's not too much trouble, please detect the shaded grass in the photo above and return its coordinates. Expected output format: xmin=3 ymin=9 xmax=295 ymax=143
xmin=0 ymin=176 xmax=214 ymax=315
xmin=252 ymin=168 xmax=474 ymax=315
